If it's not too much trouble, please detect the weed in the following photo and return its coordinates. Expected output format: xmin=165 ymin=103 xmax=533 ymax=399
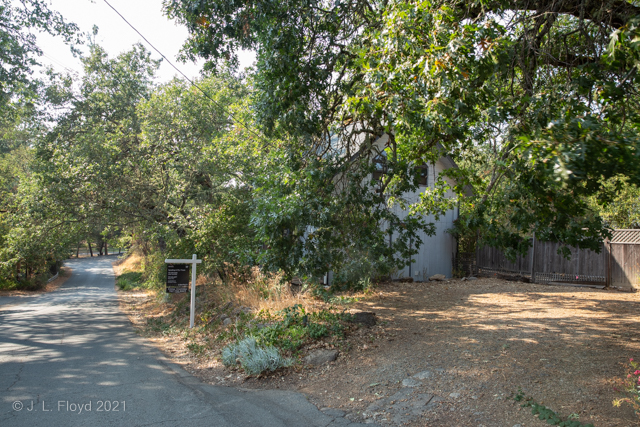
xmin=187 ymin=342 xmax=207 ymax=355
xmin=613 ymin=357 xmax=640 ymax=417
xmin=514 ymin=389 xmax=594 ymax=427
xmin=116 ymin=271 xmax=143 ymax=290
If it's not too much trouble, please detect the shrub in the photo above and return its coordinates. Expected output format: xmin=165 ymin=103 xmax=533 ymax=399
xmin=613 ymin=357 xmax=640 ymax=417
xmin=221 ymin=337 xmax=292 ymax=375
xmin=116 ymin=271 xmax=143 ymax=290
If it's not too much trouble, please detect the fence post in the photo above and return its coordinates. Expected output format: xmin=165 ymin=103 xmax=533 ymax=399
xmin=606 ymin=239 xmax=611 ymax=288
xmin=530 ymin=231 xmax=536 ymax=284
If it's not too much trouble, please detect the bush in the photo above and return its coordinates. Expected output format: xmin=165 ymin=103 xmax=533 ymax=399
xmin=116 ymin=271 xmax=143 ymax=290
xmin=613 ymin=357 xmax=640 ymax=417
xmin=221 ymin=337 xmax=292 ymax=375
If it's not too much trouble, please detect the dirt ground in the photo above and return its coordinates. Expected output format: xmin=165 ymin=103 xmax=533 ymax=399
xmin=118 ymin=278 xmax=640 ymax=427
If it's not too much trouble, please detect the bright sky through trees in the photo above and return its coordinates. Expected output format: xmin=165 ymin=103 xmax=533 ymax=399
xmin=30 ymin=0 xmax=255 ymax=82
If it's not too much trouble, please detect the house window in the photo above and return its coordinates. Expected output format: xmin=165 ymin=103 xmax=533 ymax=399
xmin=417 ymin=165 xmax=428 ymax=186
xmin=372 ymin=152 xmax=387 ymax=181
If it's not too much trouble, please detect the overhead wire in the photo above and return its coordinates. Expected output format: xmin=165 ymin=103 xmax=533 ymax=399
xmin=41 ymin=52 xmax=78 ymax=75
xmin=101 ymin=0 xmax=272 ymax=148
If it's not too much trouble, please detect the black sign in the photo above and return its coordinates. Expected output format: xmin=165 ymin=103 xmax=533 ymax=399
xmin=166 ymin=264 xmax=190 ymax=293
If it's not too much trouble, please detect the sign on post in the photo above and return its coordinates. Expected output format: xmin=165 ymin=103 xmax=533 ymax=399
xmin=165 ymin=254 xmax=202 ymax=328
xmin=166 ymin=264 xmax=189 ymax=294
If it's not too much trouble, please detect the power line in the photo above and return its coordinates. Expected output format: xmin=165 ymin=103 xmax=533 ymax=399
xmin=41 ymin=52 xmax=78 ymax=75
xmin=101 ymin=0 xmax=270 ymax=147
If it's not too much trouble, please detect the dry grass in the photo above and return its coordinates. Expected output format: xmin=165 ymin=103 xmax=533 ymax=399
xmin=112 ymin=252 xmax=143 ymax=276
xmin=114 ymin=254 xmax=313 ymax=312
xmin=200 ymin=267 xmax=320 ymax=313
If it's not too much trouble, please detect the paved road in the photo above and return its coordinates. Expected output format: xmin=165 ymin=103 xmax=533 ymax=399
xmin=0 ymin=256 xmax=372 ymax=426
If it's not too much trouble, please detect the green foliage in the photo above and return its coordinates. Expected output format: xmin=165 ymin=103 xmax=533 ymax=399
xmin=0 ymin=0 xmax=81 ymax=112
xmin=218 ymin=304 xmax=352 ymax=364
xmin=187 ymin=341 xmax=207 ymax=356
xmin=116 ymin=271 xmax=143 ymax=291
xmin=221 ymin=336 xmax=292 ymax=376
xmin=251 ymin=143 xmax=435 ymax=285
xmin=245 ymin=305 xmax=349 ymax=352
xmin=515 ymin=390 xmax=594 ymax=427
xmin=613 ymin=357 xmax=640 ymax=417
xmin=587 ymin=177 xmax=640 ymax=229
xmin=169 ymin=0 xmax=640 ymax=257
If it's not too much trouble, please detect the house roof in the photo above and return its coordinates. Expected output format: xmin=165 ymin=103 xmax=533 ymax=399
xmin=345 ymin=133 xmax=474 ymax=196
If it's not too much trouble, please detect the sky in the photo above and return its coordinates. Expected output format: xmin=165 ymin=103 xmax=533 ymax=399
xmin=32 ymin=0 xmax=255 ymax=82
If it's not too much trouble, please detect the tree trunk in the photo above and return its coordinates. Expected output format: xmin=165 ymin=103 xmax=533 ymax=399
xmin=105 ymin=241 xmax=108 ymax=256
xmin=88 ymin=241 xmax=94 ymax=257
xmin=76 ymin=241 xmax=80 ymax=258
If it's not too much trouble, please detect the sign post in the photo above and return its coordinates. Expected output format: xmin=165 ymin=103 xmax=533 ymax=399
xmin=165 ymin=254 xmax=202 ymax=328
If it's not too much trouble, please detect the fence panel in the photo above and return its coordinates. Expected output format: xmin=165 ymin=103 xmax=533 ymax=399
xmin=611 ymin=244 xmax=640 ymax=290
xmin=477 ymin=240 xmax=607 ymax=284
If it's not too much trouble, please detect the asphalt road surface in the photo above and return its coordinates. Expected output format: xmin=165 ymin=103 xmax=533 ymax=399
xmin=0 ymin=256 xmax=374 ymax=427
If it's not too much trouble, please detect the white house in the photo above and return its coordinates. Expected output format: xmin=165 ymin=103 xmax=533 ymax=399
xmin=367 ymin=134 xmax=462 ymax=281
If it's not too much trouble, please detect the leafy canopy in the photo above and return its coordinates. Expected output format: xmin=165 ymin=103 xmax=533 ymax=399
xmin=166 ymin=0 xmax=640 ymax=252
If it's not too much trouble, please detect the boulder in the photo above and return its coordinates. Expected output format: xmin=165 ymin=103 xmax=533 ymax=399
xmin=429 ymin=274 xmax=446 ymax=281
xmin=304 ymin=349 xmax=338 ymax=365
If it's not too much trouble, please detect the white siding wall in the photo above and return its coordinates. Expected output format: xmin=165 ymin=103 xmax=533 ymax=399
xmin=320 ymin=134 xmax=459 ymax=283
xmin=385 ymin=156 xmax=458 ymax=280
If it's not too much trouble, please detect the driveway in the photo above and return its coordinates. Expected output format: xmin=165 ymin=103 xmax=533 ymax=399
xmin=0 ymin=256 xmax=370 ymax=426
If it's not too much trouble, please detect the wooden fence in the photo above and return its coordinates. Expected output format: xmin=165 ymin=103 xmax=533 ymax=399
xmin=609 ymin=230 xmax=640 ymax=290
xmin=475 ymin=230 xmax=640 ymax=290
xmin=477 ymin=240 xmax=607 ymax=284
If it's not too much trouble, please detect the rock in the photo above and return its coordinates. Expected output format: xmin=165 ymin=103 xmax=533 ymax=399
xmin=223 ymin=318 xmax=232 ymax=326
xmin=219 ymin=314 xmax=229 ymax=321
xmin=351 ymin=311 xmax=377 ymax=326
xmin=466 ymin=276 xmax=478 ymax=280
xmin=513 ymin=424 xmax=522 ymax=427
xmin=304 ymin=349 xmax=338 ymax=365
xmin=413 ymin=371 xmax=433 ymax=380
xmin=401 ymin=378 xmax=421 ymax=388
xmin=449 ymin=392 xmax=460 ymax=399
xmin=429 ymin=274 xmax=446 ymax=281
